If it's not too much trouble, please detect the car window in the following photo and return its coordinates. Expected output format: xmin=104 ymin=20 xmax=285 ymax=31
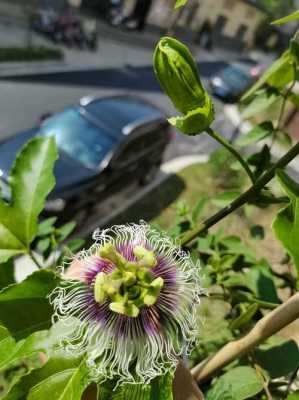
xmin=85 ymin=98 xmax=162 ymax=138
xmin=221 ymin=67 xmax=252 ymax=88
xmin=40 ymin=108 xmax=117 ymax=169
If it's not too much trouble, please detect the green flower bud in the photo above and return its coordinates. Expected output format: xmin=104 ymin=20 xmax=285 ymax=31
xmin=153 ymin=36 xmax=214 ymax=135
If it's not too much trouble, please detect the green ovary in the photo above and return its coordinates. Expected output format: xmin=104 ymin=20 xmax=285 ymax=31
xmin=93 ymin=243 xmax=164 ymax=318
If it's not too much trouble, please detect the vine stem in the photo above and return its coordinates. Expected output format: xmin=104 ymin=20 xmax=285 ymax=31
xmin=180 ymin=140 xmax=299 ymax=246
xmin=191 ymin=292 xmax=299 ymax=383
xmin=206 ymin=127 xmax=255 ymax=183
xmin=29 ymin=250 xmax=43 ymax=269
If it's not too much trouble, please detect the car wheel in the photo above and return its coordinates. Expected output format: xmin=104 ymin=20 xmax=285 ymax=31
xmin=139 ymin=163 xmax=160 ymax=186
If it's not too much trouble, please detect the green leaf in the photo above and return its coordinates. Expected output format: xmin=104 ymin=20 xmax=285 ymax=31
xmin=27 ymin=360 xmax=89 ymax=400
xmin=63 ymin=239 xmax=85 ymax=254
xmin=191 ymin=197 xmax=207 ymax=223
xmin=4 ymin=320 xmax=83 ymax=399
xmin=255 ymin=339 xmax=299 ymax=378
xmin=109 ymin=372 xmax=173 ymax=400
xmin=236 ymin=122 xmax=273 ymax=146
xmin=0 ymin=330 xmax=49 ymax=371
xmin=286 ymin=91 xmax=299 ymax=109
xmin=241 ymin=89 xmax=279 ymax=119
xmin=56 ymin=221 xmax=76 ymax=242
xmin=111 ymin=383 xmax=152 ymax=400
xmin=230 ymin=303 xmax=258 ymax=330
xmin=242 ymin=50 xmax=295 ymax=101
xmin=272 ymin=170 xmax=299 ymax=276
xmin=0 ymin=137 xmax=57 ymax=262
xmin=250 ymin=225 xmax=265 ymax=240
xmin=206 ymin=366 xmax=264 ymax=400
xmin=287 ymin=392 xmax=299 ymax=400
xmin=244 ymin=262 xmax=280 ymax=303
xmin=272 ymin=10 xmax=299 ymax=25
xmin=37 ymin=217 xmax=57 ymax=237
xmin=151 ymin=372 xmax=173 ymax=400
xmin=0 ymin=259 xmax=15 ymax=289
xmin=175 ymin=0 xmax=188 ymax=8
xmin=0 ymin=269 xmax=60 ymax=339
xmin=36 ymin=238 xmax=51 ymax=253
xmin=211 ymin=191 xmax=241 ymax=208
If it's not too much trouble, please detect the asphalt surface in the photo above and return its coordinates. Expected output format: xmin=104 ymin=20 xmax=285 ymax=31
xmin=0 ymin=20 xmax=234 ymax=161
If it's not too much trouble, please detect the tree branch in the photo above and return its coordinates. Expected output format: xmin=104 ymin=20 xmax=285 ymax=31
xmin=191 ymin=293 xmax=299 ymax=383
xmin=180 ymin=141 xmax=299 ymax=246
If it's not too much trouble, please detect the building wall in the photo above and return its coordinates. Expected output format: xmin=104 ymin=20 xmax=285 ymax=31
xmin=146 ymin=0 xmax=266 ymax=48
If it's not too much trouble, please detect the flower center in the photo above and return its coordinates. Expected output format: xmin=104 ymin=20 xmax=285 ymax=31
xmin=93 ymin=243 xmax=164 ymax=318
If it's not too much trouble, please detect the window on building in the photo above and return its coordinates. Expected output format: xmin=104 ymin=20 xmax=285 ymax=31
xmin=224 ymin=0 xmax=236 ymax=10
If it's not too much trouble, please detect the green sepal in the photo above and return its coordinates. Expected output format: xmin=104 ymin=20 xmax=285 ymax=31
xmin=168 ymin=92 xmax=214 ymax=135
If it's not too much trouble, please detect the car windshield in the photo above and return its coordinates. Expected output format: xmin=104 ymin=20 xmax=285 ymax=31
xmin=221 ymin=66 xmax=252 ymax=89
xmin=40 ymin=108 xmax=117 ymax=169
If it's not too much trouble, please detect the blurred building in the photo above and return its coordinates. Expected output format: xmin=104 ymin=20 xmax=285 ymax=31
xmin=144 ymin=0 xmax=267 ymax=50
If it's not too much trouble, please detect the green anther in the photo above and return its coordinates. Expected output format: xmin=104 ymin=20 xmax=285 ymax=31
xmin=123 ymin=271 xmax=136 ymax=286
xmin=94 ymin=272 xmax=108 ymax=303
xmin=150 ymin=277 xmax=164 ymax=290
xmin=99 ymin=243 xmax=127 ymax=268
xmin=143 ymin=277 xmax=164 ymax=306
xmin=133 ymin=246 xmax=157 ymax=268
xmin=109 ymin=301 xmax=140 ymax=318
xmin=136 ymin=269 xmax=153 ymax=284
xmin=95 ymin=243 xmax=164 ymax=317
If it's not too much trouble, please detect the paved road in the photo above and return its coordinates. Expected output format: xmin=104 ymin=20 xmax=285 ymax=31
xmin=0 ymin=21 xmax=234 ymax=160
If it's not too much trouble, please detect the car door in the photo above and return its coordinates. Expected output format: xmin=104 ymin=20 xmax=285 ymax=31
xmin=105 ymin=122 xmax=168 ymax=192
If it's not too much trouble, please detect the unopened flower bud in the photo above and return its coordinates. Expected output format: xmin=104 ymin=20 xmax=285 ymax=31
xmin=153 ymin=36 xmax=214 ymax=135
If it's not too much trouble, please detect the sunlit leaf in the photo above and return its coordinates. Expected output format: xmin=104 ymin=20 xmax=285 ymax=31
xmin=272 ymin=10 xmax=299 ymax=25
xmin=236 ymin=122 xmax=273 ymax=147
xmin=27 ymin=361 xmax=89 ymax=400
xmin=206 ymin=366 xmax=264 ymax=400
xmin=0 ymin=137 xmax=57 ymax=262
xmin=272 ymin=170 xmax=299 ymax=276
xmin=255 ymin=339 xmax=299 ymax=378
xmin=0 ymin=269 xmax=60 ymax=339
xmin=241 ymin=89 xmax=279 ymax=119
xmin=175 ymin=0 xmax=188 ymax=8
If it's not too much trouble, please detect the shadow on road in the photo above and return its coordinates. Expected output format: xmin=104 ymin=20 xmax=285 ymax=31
xmin=81 ymin=172 xmax=186 ymax=246
xmin=1 ymin=61 xmax=228 ymax=92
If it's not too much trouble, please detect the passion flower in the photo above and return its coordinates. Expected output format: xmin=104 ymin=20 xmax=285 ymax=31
xmin=153 ymin=36 xmax=214 ymax=135
xmin=50 ymin=222 xmax=202 ymax=386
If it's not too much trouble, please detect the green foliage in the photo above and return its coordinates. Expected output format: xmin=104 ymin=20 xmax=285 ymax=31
xmin=1 ymin=9 xmax=299 ymax=400
xmin=175 ymin=0 xmax=188 ymax=8
xmin=272 ymin=169 xmax=299 ymax=277
xmin=107 ymin=372 xmax=174 ymax=400
xmin=254 ymin=339 xmax=299 ymax=378
xmin=0 ymin=270 xmax=60 ymax=339
xmin=0 ymin=259 xmax=15 ymax=289
xmin=0 ymin=46 xmax=63 ymax=63
xmin=272 ymin=9 xmax=299 ymax=25
xmin=27 ymin=361 xmax=89 ymax=400
xmin=236 ymin=122 xmax=274 ymax=146
xmin=206 ymin=366 xmax=264 ymax=400
xmin=0 ymin=137 xmax=57 ymax=263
